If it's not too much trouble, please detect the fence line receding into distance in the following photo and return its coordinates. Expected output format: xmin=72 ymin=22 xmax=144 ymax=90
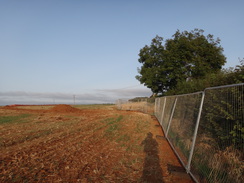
xmin=117 ymin=83 xmax=244 ymax=183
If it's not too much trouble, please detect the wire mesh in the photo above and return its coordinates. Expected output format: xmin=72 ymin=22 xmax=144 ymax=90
xmin=155 ymin=98 xmax=162 ymax=121
xmin=155 ymin=83 xmax=243 ymax=183
xmin=166 ymin=93 xmax=203 ymax=166
xmin=155 ymin=97 xmax=167 ymax=126
xmin=116 ymin=98 xmax=154 ymax=114
xmin=115 ymin=99 xmax=128 ymax=110
xmin=190 ymin=84 xmax=244 ymax=183
xmin=161 ymin=96 xmax=178 ymax=134
xmin=159 ymin=97 xmax=166 ymax=127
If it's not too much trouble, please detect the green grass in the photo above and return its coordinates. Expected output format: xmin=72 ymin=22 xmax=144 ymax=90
xmin=15 ymin=129 xmax=53 ymax=144
xmin=103 ymin=115 xmax=146 ymax=154
xmin=16 ymin=106 xmax=54 ymax=110
xmin=103 ymin=115 xmax=123 ymax=138
xmin=168 ymin=129 xmax=191 ymax=159
xmin=94 ymin=115 xmax=123 ymax=131
xmin=0 ymin=114 xmax=32 ymax=124
xmin=72 ymin=104 xmax=114 ymax=110
xmin=135 ymin=120 xmax=150 ymax=133
xmin=116 ymin=134 xmax=130 ymax=142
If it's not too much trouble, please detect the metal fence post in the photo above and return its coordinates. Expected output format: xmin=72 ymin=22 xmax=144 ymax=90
xmin=154 ymin=98 xmax=158 ymax=117
xmin=146 ymin=98 xmax=148 ymax=114
xmin=160 ymin=97 xmax=167 ymax=128
xmin=157 ymin=99 xmax=161 ymax=118
xmin=166 ymin=97 xmax=178 ymax=137
xmin=186 ymin=91 xmax=205 ymax=173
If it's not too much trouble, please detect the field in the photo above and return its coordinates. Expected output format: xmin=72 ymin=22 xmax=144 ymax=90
xmin=0 ymin=104 xmax=193 ymax=182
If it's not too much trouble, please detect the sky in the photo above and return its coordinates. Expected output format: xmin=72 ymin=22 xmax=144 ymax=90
xmin=0 ymin=0 xmax=243 ymax=105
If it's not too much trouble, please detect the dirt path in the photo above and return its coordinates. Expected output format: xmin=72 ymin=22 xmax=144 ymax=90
xmin=0 ymin=105 xmax=193 ymax=182
xmin=146 ymin=115 xmax=193 ymax=183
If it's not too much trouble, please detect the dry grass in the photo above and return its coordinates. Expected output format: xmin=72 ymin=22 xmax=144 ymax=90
xmin=0 ymin=105 xmax=152 ymax=182
xmin=73 ymin=104 xmax=115 ymax=110
xmin=209 ymin=146 xmax=243 ymax=183
xmin=0 ymin=104 xmax=193 ymax=183
xmin=117 ymin=102 xmax=154 ymax=114
xmin=15 ymin=105 xmax=54 ymax=110
xmin=192 ymin=134 xmax=243 ymax=183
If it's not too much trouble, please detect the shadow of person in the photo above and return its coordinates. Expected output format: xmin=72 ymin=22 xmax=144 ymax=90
xmin=141 ymin=132 xmax=164 ymax=183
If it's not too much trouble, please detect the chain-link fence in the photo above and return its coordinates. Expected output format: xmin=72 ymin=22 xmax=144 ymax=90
xmin=115 ymin=98 xmax=154 ymax=114
xmin=155 ymin=83 xmax=244 ymax=183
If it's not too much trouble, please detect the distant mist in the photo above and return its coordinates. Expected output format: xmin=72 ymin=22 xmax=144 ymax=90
xmin=0 ymin=87 xmax=151 ymax=105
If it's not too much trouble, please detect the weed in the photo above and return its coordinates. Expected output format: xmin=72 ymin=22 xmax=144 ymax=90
xmin=73 ymin=104 xmax=114 ymax=110
xmin=116 ymin=134 xmax=130 ymax=142
xmin=135 ymin=120 xmax=149 ymax=133
xmin=93 ymin=117 xmax=117 ymax=131
xmin=104 ymin=115 xmax=123 ymax=138
xmin=0 ymin=114 xmax=32 ymax=124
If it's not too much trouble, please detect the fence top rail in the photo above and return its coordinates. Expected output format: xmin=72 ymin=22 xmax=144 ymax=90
xmin=204 ymin=82 xmax=243 ymax=91
xmin=156 ymin=83 xmax=243 ymax=99
xmin=156 ymin=91 xmax=203 ymax=99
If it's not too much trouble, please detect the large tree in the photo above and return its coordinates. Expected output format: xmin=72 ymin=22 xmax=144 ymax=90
xmin=136 ymin=29 xmax=226 ymax=95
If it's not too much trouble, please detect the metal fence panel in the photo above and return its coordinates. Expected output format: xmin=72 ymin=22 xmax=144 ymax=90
xmin=162 ymin=96 xmax=178 ymax=134
xmin=167 ymin=93 xmax=203 ymax=166
xmin=158 ymin=97 xmax=166 ymax=126
xmin=159 ymin=97 xmax=166 ymax=127
xmin=155 ymin=97 xmax=164 ymax=122
xmin=155 ymin=98 xmax=160 ymax=118
xmin=190 ymin=84 xmax=244 ymax=183
xmin=117 ymin=83 xmax=243 ymax=183
xmin=116 ymin=98 xmax=155 ymax=114
xmin=154 ymin=83 xmax=243 ymax=183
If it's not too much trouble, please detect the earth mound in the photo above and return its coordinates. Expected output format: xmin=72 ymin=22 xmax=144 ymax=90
xmin=50 ymin=104 xmax=81 ymax=113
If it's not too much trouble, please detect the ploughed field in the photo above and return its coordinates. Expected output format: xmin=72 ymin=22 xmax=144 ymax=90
xmin=0 ymin=104 xmax=193 ymax=182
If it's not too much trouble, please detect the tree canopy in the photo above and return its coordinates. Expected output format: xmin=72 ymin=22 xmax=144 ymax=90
xmin=136 ymin=29 xmax=226 ymax=95
xmin=166 ymin=59 xmax=244 ymax=96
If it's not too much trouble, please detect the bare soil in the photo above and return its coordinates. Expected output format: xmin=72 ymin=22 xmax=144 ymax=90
xmin=0 ymin=104 xmax=193 ymax=183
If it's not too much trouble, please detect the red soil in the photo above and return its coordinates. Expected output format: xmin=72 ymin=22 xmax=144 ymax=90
xmin=49 ymin=104 xmax=81 ymax=113
xmin=0 ymin=105 xmax=193 ymax=183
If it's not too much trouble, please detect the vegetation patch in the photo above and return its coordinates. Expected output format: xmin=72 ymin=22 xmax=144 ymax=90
xmin=0 ymin=114 xmax=32 ymax=124
xmin=0 ymin=104 xmax=190 ymax=182
xmin=104 ymin=115 xmax=123 ymax=138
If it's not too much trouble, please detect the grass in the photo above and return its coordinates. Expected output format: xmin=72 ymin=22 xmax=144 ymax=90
xmin=116 ymin=134 xmax=130 ymax=142
xmin=104 ymin=115 xmax=123 ymax=138
xmin=191 ymin=145 xmax=243 ymax=183
xmin=167 ymin=129 xmax=192 ymax=164
xmin=117 ymin=102 xmax=155 ymax=114
xmin=135 ymin=120 xmax=150 ymax=133
xmin=16 ymin=105 xmax=54 ymax=110
xmin=193 ymin=160 xmax=231 ymax=183
xmin=98 ymin=114 xmax=147 ymax=155
xmin=13 ymin=129 xmax=53 ymax=145
xmin=0 ymin=114 xmax=32 ymax=124
xmin=73 ymin=104 xmax=114 ymax=110
xmin=0 ymin=105 xmax=156 ymax=182
xmin=94 ymin=115 xmax=123 ymax=128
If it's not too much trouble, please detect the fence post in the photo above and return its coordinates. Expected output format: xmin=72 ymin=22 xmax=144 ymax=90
xmin=186 ymin=91 xmax=205 ymax=173
xmin=157 ymin=98 xmax=160 ymax=120
xmin=145 ymin=98 xmax=148 ymax=114
xmin=154 ymin=98 xmax=158 ymax=116
xmin=166 ymin=97 xmax=178 ymax=137
xmin=160 ymin=97 xmax=167 ymax=127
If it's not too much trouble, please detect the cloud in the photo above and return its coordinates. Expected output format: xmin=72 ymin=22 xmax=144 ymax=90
xmin=97 ymin=87 xmax=151 ymax=97
xmin=0 ymin=86 xmax=152 ymax=105
xmin=0 ymin=91 xmax=108 ymax=105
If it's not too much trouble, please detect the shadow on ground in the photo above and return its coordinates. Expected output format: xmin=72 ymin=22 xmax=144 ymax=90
xmin=141 ymin=132 xmax=164 ymax=183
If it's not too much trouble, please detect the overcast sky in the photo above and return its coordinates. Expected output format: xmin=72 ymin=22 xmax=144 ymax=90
xmin=0 ymin=0 xmax=243 ymax=105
